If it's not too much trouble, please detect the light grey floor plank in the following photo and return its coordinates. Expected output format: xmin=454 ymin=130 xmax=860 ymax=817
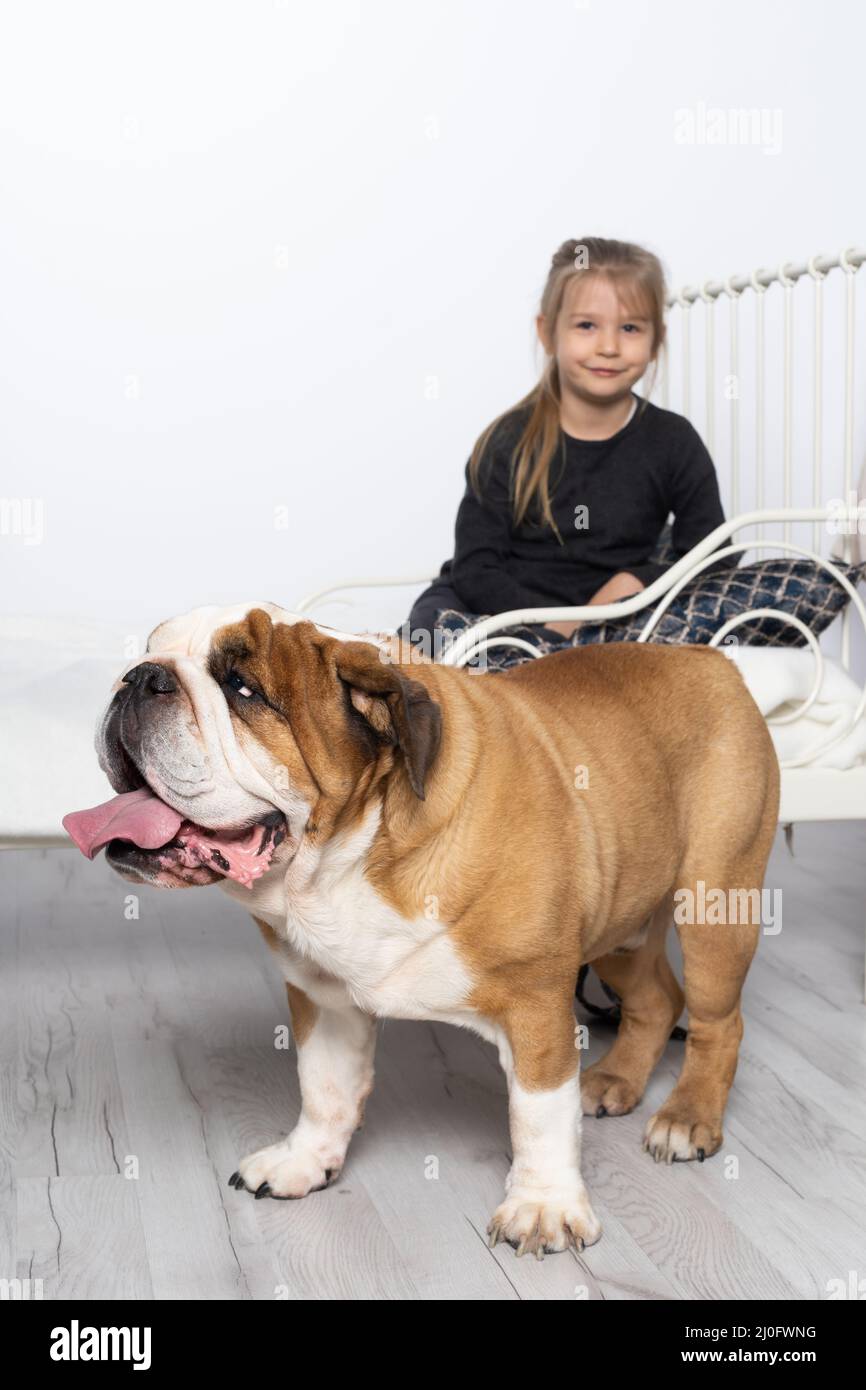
xmin=1 ymin=822 xmax=864 ymax=1299
xmin=17 ymin=1175 xmax=154 ymax=1300
xmin=219 ymin=1035 xmax=519 ymax=1300
xmin=179 ymin=1038 xmax=421 ymax=1300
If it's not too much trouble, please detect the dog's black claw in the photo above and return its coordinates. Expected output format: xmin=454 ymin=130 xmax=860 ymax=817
xmin=307 ymin=1167 xmax=338 ymax=1194
xmin=255 ymin=1182 xmax=271 ymax=1199
xmin=595 ymin=1105 xmax=607 ymax=1118
xmin=228 ymin=1171 xmax=242 ymax=1189
xmin=697 ymin=1148 xmax=706 ymax=1162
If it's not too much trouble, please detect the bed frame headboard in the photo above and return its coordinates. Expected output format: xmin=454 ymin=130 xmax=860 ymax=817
xmin=652 ymin=246 xmax=866 ymax=671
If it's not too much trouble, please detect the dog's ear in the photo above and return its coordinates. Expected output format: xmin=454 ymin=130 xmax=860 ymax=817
xmin=333 ymin=641 xmax=442 ymax=799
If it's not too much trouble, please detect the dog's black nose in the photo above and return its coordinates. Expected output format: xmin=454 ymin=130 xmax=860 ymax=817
xmin=122 ymin=661 xmax=178 ymax=695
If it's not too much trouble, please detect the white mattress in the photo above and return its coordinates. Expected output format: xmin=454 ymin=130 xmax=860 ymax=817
xmin=726 ymin=646 xmax=866 ymax=769
xmin=2 ymin=618 xmax=865 ymax=844
xmin=0 ymin=616 xmax=126 ymax=843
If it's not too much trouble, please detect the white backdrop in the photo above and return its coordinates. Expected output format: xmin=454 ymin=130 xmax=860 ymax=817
xmin=1 ymin=0 xmax=864 ymax=644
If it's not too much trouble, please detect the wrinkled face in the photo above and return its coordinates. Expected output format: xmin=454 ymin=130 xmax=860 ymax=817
xmin=78 ymin=602 xmax=441 ymax=890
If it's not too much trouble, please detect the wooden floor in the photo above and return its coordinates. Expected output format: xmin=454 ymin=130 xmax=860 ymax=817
xmin=1 ymin=822 xmax=864 ymax=1301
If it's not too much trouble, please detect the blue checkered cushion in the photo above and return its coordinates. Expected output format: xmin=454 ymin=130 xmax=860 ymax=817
xmin=430 ymin=555 xmax=866 ymax=673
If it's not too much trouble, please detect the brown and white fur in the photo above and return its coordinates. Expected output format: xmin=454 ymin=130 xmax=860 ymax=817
xmin=93 ymin=601 xmax=780 ymax=1258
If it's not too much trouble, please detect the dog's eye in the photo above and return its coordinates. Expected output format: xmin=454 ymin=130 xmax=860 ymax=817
xmin=224 ymin=670 xmax=256 ymax=699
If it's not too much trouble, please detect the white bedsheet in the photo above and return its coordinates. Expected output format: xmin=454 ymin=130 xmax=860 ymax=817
xmin=0 ymin=616 xmax=126 ymax=841
xmin=1 ymin=617 xmax=865 ymax=842
xmin=726 ymin=646 xmax=866 ymax=769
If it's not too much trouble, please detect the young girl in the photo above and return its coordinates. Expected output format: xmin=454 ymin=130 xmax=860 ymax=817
xmin=407 ymin=236 xmax=725 ymax=652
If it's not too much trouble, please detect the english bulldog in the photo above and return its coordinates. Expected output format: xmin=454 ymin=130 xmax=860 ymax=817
xmin=63 ymin=602 xmax=779 ymax=1258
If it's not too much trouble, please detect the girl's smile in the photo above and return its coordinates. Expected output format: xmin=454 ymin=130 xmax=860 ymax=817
xmin=559 ymin=279 xmax=652 ymax=392
xmin=536 ymin=271 xmax=656 ymax=436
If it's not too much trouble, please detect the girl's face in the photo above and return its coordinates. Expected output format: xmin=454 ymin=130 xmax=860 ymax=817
xmin=538 ymin=274 xmax=656 ymax=404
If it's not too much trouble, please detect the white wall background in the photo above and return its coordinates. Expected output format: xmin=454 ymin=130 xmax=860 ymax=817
xmin=1 ymin=0 xmax=864 ymax=642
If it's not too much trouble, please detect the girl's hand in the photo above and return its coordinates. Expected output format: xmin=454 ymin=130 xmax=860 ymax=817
xmin=543 ymin=574 xmax=646 ymax=640
xmin=588 ymin=572 xmax=645 ymax=605
xmin=544 ymin=619 xmax=582 ymax=639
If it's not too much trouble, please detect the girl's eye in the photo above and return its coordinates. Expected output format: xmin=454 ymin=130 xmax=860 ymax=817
xmin=622 ymin=323 xmax=641 ymax=333
xmin=225 ymin=670 xmax=255 ymax=699
xmin=575 ymin=320 xmax=594 ymax=329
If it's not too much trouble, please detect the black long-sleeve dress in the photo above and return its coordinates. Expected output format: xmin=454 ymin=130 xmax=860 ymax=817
xmin=407 ymin=393 xmax=725 ymax=645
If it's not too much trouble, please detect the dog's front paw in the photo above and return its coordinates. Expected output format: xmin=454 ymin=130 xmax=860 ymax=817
xmin=487 ymin=1187 xmax=602 ymax=1259
xmin=642 ymin=1107 xmax=723 ymax=1164
xmin=229 ymin=1139 xmax=341 ymax=1201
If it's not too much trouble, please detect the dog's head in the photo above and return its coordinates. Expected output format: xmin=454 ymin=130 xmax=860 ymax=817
xmin=63 ymin=603 xmax=441 ymax=890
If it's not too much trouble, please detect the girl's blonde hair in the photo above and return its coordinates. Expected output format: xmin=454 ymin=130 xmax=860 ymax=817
xmin=469 ymin=237 xmax=668 ymax=541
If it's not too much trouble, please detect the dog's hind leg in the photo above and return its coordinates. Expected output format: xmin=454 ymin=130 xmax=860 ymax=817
xmin=641 ymin=686 xmax=780 ymax=1164
xmin=642 ymin=851 xmax=768 ymax=1164
xmin=580 ymin=896 xmax=684 ymax=1118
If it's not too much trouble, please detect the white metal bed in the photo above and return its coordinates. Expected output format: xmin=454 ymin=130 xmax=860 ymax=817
xmin=5 ymin=245 xmax=865 ymax=990
xmin=294 ymin=244 xmax=866 ymax=993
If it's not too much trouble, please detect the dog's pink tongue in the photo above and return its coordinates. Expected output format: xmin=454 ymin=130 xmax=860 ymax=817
xmin=62 ymin=789 xmax=184 ymax=859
